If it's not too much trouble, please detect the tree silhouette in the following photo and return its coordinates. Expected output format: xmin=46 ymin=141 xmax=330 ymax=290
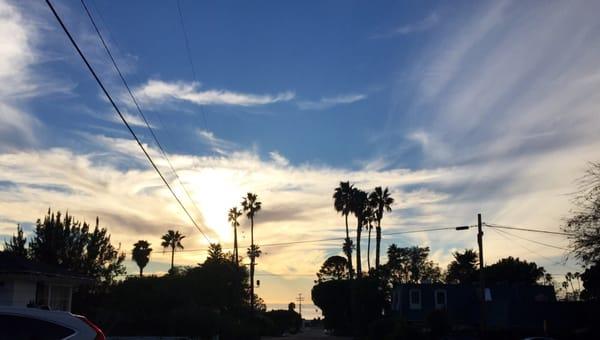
xmin=385 ymin=244 xmax=442 ymax=283
xmin=29 ymin=209 xmax=125 ymax=284
xmin=161 ymin=230 xmax=185 ymax=273
xmin=206 ymin=243 xmax=227 ymax=265
xmin=364 ymin=206 xmax=375 ymax=271
xmin=350 ymin=188 xmax=368 ymax=278
xmin=242 ymin=192 xmax=261 ymax=311
xmin=564 ymin=161 xmax=600 ymax=265
xmin=445 ymin=249 xmax=478 ymax=283
xmin=316 ymin=255 xmax=350 ymax=283
xmin=368 ymin=187 xmax=394 ymax=270
xmin=228 ymin=207 xmax=243 ymax=267
xmin=3 ymin=224 xmax=27 ymax=258
xmin=132 ymin=240 xmax=152 ymax=277
xmin=485 ymin=256 xmax=546 ymax=284
xmin=333 ymin=181 xmax=355 ymax=278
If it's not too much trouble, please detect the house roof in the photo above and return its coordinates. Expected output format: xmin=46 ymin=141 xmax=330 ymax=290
xmin=0 ymin=252 xmax=90 ymax=282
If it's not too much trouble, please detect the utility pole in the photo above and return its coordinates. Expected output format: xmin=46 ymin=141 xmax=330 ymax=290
xmin=296 ymin=293 xmax=305 ymax=320
xmin=477 ymin=213 xmax=486 ymax=335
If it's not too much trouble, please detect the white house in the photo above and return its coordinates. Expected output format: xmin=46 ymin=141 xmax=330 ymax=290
xmin=0 ymin=253 xmax=88 ymax=312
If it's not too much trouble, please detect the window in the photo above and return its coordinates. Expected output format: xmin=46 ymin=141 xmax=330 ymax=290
xmin=435 ymin=289 xmax=447 ymax=309
xmin=409 ymin=289 xmax=421 ymax=310
xmin=0 ymin=314 xmax=74 ymax=339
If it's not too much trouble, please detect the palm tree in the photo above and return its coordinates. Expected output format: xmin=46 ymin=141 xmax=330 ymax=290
xmin=161 ymin=230 xmax=185 ymax=273
xmin=364 ymin=206 xmax=375 ymax=271
xmin=228 ymin=207 xmax=243 ymax=267
xmin=242 ymin=192 xmax=261 ymax=311
xmin=369 ymin=186 xmax=394 ymax=270
xmin=333 ymin=181 xmax=354 ymax=278
xmin=351 ymin=188 xmax=368 ymax=278
xmin=132 ymin=240 xmax=152 ymax=277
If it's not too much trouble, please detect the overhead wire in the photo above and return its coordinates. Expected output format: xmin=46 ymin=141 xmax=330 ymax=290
xmin=79 ymin=0 xmax=209 ymax=234
xmin=484 ymin=222 xmax=573 ymax=236
xmin=45 ymin=0 xmax=211 ymax=243
xmin=175 ymin=0 xmax=209 ymax=131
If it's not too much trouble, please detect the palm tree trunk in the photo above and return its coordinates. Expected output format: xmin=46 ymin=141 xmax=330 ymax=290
xmin=375 ymin=219 xmax=382 ymax=269
xmin=345 ymin=213 xmax=354 ymax=279
xmin=250 ymin=215 xmax=255 ymax=311
xmin=170 ymin=244 xmax=175 ymax=272
xmin=356 ymin=218 xmax=362 ymax=278
xmin=367 ymin=226 xmax=372 ymax=271
xmin=234 ymin=225 xmax=239 ymax=267
xmin=140 ymin=267 xmax=143 ymax=278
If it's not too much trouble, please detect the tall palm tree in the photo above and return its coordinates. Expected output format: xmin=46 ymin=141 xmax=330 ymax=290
xmin=351 ymin=188 xmax=368 ymax=278
xmin=364 ymin=206 xmax=375 ymax=271
xmin=333 ymin=181 xmax=354 ymax=278
xmin=161 ymin=230 xmax=185 ymax=273
xmin=369 ymin=186 xmax=394 ymax=270
xmin=228 ymin=207 xmax=243 ymax=267
xmin=132 ymin=240 xmax=152 ymax=277
xmin=242 ymin=192 xmax=261 ymax=311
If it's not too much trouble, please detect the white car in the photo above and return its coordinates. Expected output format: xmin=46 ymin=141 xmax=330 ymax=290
xmin=0 ymin=306 xmax=105 ymax=340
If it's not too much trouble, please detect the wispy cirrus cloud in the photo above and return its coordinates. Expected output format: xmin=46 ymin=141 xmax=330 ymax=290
xmin=297 ymin=93 xmax=366 ymax=110
xmin=197 ymin=129 xmax=237 ymax=155
xmin=132 ymin=79 xmax=295 ymax=107
xmin=372 ymin=12 xmax=439 ymax=39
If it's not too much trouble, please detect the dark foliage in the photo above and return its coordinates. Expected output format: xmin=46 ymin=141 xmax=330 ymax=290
xmin=3 ymin=224 xmax=27 ymax=257
xmin=131 ymin=240 xmax=152 ymax=277
xmin=316 ymin=255 xmax=349 ymax=283
xmin=29 ymin=209 xmax=125 ymax=284
xmin=446 ymin=249 xmax=478 ymax=283
xmin=75 ymin=258 xmax=253 ymax=338
xmin=485 ymin=256 xmax=546 ymax=284
xmin=581 ymin=261 xmax=600 ymax=301
xmin=264 ymin=310 xmax=301 ymax=336
xmin=311 ymin=278 xmax=384 ymax=336
xmin=564 ymin=161 xmax=600 ymax=265
xmin=384 ymin=244 xmax=443 ymax=284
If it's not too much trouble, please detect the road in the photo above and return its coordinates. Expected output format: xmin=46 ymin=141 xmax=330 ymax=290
xmin=262 ymin=327 xmax=350 ymax=340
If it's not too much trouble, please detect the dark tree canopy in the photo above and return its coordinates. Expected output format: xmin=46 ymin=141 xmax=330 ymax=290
xmin=132 ymin=240 xmax=152 ymax=277
xmin=580 ymin=262 xmax=600 ymax=301
xmin=316 ymin=255 xmax=349 ymax=283
xmin=3 ymin=224 xmax=27 ymax=257
xmin=205 ymin=243 xmax=227 ymax=265
xmin=385 ymin=244 xmax=442 ymax=284
xmin=446 ymin=249 xmax=478 ymax=283
xmin=485 ymin=256 xmax=546 ymax=284
xmin=29 ymin=209 xmax=126 ymax=284
xmin=564 ymin=161 xmax=600 ymax=265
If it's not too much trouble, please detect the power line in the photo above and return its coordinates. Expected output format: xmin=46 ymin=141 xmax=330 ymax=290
xmin=491 ymin=227 xmax=568 ymax=251
xmin=489 ymin=227 xmax=562 ymax=265
xmin=175 ymin=0 xmax=209 ymax=130
xmin=123 ymin=225 xmax=470 ymax=255
xmin=484 ymin=223 xmax=573 ymax=236
xmin=79 ymin=0 xmax=208 ymax=233
xmin=45 ymin=0 xmax=211 ymax=243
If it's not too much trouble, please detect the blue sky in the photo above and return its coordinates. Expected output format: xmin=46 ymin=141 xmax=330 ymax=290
xmin=1 ymin=0 xmax=599 ymax=305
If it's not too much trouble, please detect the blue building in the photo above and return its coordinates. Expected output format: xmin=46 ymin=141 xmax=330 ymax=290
xmin=391 ymin=283 xmax=556 ymax=332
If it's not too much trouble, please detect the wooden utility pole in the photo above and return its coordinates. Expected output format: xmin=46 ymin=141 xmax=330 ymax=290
xmin=477 ymin=213 xmax=486 ymax=335
xmin=296 ymin=293 xmax=305 ymax=320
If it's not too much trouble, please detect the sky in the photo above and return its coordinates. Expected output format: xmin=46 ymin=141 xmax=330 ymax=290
xmin=1 ymin=0 xmax=600 ymax=307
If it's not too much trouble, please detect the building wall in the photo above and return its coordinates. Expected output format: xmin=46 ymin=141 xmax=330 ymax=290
xmin=0 ymin=280 xmax=14 ymax=306
xmin=11 ymin=278 xmax=36 ymax=307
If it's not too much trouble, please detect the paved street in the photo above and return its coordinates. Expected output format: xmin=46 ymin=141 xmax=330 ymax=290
xmin=262 ymin=327 xmax=351 ymax=340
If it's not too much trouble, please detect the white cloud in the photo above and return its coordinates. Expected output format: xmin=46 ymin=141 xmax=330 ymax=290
xmin=132 ymin=79 xmax=295 ymax=107
xmin=297 ymin=93 xmax=366 ymax=110
xmin=372 ymin=12 xmax=439 ymax=39
xmin=0 ymin=0 xmax=41 ymax=149
xmin=197 ymin=129 xmax=237 ymax=155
